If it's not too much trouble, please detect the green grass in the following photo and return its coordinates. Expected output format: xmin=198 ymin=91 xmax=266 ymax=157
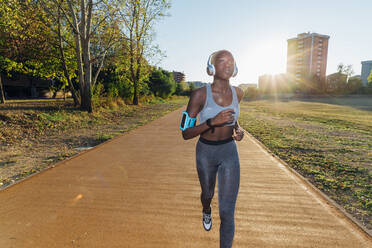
xmin=239 ymin=97 xmax=372 ymax=228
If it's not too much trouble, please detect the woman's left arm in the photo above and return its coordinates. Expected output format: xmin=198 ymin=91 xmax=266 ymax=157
xmin=233 ymin=86 xmax=245 ymax=141
xmin=233 ymin=121 xmax=244 ymax=141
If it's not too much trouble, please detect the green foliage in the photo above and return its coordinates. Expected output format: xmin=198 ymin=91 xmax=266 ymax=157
xmin=0 ymin=56 xmax=23 ymax=75
xmin=0 ymin=0 xmax=59 ymax=77
xmin=175 ymin=81 xmax=188 ymax=95
xmin=0 ymin=0 xmax=171 ymax=107
xmin=91 ymin=82 xmax=105 ymax=109
xmin=368 ymin=70 xmax=372 ymax=84
xmin=146 ymin=67 xmax=176 ymax=99
xmin=243 ymin=86 xmax=259 ymax=100
xmin=187 ymin=82 xmax=196 ymax=96
xmin=346 ymin=77 xmax=363 ymax=94
xmin=0 ymin=0 xmax=77 ymax=97
xmin=326 ymin=72 xmax=348 ymax=95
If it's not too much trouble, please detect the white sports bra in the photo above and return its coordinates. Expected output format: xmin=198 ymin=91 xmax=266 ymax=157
xmin=198 ymin=83 xmax=240 ymax=126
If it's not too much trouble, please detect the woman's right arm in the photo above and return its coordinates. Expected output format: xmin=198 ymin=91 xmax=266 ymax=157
xmin=182 ymin=88 xmax=211 ymax=140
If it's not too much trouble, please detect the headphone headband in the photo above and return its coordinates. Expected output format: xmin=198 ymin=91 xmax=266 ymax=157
xmin=206 ymin=51 xmax=238 ymax=77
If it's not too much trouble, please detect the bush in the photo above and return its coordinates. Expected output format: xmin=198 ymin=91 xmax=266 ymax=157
xmin=244 ymin=86 xmax=259 ymax=100
xmin=92 ymin=82 xmax=105 ymax=109
xmin=175 ymin=81 xmax=189 ymax=96
xmin=146 ymin=68 xmax=176 ymax=98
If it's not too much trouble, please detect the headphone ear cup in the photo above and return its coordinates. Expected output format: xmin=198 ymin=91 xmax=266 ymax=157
xmin=207 ymin=64 xmax=215 ymax=76
xmin=232 ymin=64 xmax=238 ymax=77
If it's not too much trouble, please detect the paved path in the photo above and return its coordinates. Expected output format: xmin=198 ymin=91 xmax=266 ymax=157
xmin=0 ymin=106 xmax=371 ymax=248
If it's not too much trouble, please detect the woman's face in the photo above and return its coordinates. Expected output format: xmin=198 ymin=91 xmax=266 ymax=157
xmin=214 ymin=52 xmax=235 ymax=80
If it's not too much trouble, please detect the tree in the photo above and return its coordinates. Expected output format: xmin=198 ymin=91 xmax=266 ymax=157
xmin=45 ymin=0 xmax=122 ymax=112
xmin=0 ymin=73 xmax=4 ymax=103
xmin=327 ymin=63 xmax=355 ymax=95
xmin=146 ymin=68 xmax=176 ymax=98
xmin=337 ymin=63 xmax=354 ymax=80
xmin=119 ymin=0 xmax=171 ymax=105
xmin=188 ymin=82 xmax=196 ymax=95
xmin=244 ymin=86 xmax=258 ymax=101
xmin=368 ymin=70 xmax=372 ymax=84
xmin=346 ymin=77 xmax=363 ymax=94
xmin=326 ymin=72 xmax=347 ymax=95
xmin=175 ymin=80 xmax=188 ymax=95
xmin=0 ymin=0 xmax=61 ymax=102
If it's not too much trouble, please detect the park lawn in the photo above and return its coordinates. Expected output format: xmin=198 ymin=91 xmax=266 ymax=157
xmin=238 ymin=97 xmax=372 ymax=230
xmin=0 ymin=96 xmax=188 ymax=189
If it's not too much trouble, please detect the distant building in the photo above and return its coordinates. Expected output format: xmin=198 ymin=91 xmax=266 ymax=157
xmin=287 ymin=32 xmax=330 ymax=86
xmin=2 ymin=74 xmax=51 ymax=98
xmin=326 ymin=72 xmax=347 ymax=92
xmin=361 ymin=60 xmax=372 ymax=86
xmin=172 ymin=71 xmax=185 ymax=83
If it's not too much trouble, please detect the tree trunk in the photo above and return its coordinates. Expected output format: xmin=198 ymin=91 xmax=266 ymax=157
xmin=57 ymin=10 xmax=80 ymax=107
xmin=133 ymin=82 xmax=138 ymax=105
xmin=0 ymin=73 xmax=5 ymax=104
xmin=52 ymin=90 xmax=57 ymax=99
xmin=80 ymin=0 xmax=93 ymax=113
xmin=68 ymin=0 xmax=86 ymax=110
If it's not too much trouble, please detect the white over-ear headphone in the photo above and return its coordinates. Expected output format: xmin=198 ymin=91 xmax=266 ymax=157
xmin=206 ymin=51 xmax=238 ymax=77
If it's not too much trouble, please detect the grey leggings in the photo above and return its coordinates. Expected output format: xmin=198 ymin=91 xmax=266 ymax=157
xmin=196 ymin=137 xmax=240 ymax=248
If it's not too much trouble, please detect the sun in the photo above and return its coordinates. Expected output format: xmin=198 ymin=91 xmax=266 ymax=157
xmin=239 ymin=40 xmax=287 ymax=83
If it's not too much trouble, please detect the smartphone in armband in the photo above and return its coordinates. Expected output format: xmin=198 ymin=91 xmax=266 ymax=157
xmin=180 ymin=111 xmax=196 ymax=131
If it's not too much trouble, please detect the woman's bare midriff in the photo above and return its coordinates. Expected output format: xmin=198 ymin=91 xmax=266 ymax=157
xmin=200 ymin=125 xmax=234 ymax=141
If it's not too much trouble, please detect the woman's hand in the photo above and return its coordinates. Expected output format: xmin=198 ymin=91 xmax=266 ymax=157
xmin=233 ymin=127 xmax=244 ymax=141
xmin=211 ymin=109 xmax=235 ymax=126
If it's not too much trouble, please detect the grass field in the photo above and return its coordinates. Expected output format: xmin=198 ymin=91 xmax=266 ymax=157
xmin=239 ymin=96 xmax=372 ymax=229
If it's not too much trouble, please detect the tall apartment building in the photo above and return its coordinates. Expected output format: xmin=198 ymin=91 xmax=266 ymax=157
xmin=172 ymin=71 xmax=185 ymax=83
xmin=287 ymin=32 xmax=330 ymax=85
xmin=361 ymin=60 xmax=372 ymax=86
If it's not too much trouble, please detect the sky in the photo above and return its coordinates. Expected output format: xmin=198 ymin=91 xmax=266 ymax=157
xmin=153 ymin=0 xmax=372 ymax=86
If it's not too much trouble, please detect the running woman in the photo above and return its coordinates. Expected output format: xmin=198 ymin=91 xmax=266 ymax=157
xmin=180 ymin=50 xmax=245 ymax=248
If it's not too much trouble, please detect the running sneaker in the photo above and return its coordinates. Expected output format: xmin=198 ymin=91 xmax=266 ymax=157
xmin=202 ymin=208 xmax=212 ymax=231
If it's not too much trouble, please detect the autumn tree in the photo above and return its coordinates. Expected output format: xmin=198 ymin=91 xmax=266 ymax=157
xmin=119 ymin=0 xmax=170 ymax=105
xmin=0 ymin=0 xmax=61 ymax=103
xmin=368 ymin=70 xmax=372 ymax=85
xmin=42 ymin=0 xmax=122 ymax=112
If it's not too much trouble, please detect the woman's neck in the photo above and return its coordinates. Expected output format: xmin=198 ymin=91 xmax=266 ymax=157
xmin=212 ymin=77 xmax=230 ymax=93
